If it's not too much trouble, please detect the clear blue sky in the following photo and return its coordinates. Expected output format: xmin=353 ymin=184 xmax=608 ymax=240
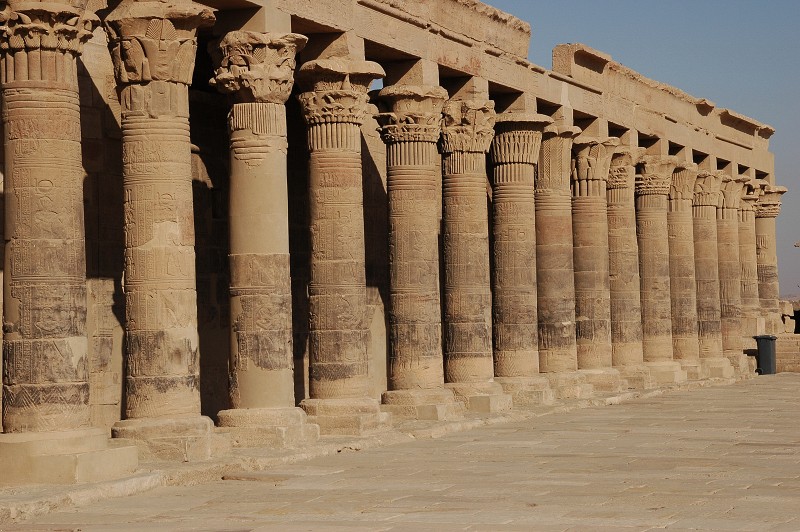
xmin=490 ymin=0 xmax=800 ymax=297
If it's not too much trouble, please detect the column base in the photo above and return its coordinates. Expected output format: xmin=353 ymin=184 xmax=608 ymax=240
xmin=112 ymin=415 xmax=225 ymax=462
xmin=545 ymin=372 xmax=594 ymax=399
xmin=644 ymin=361 xmax=688 ymax=385
xmin=494 ymin=376 xmax=554 ymax=407
xmin=300 ymin=397 xmax=392 ymax=436
xmin=216 ymin=407 xmax=320 ymax=448
xmin=0 ymin=428 xmax=138 ymax=485
xmin=381 ymin=388 xmax=465 ymax=421
xmin=700 ymin=357 xmax=736 ymax=379
xmin=615 ymin=365 xmax=656 ymax=390
xmin=445 ymin=382 xmax=513 ymax=414
xmin=578 ymin=368 xmax=626 ymax=393
xmin=677 ymin=360 xmax=706 ymax=381
xmin=727 ymin=352 xmax=756 ymax=379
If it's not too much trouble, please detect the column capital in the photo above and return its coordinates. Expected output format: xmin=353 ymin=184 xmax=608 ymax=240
xmin=635 ymin=155 xmax=678 ymax=196
xmin=211 ymin=31 xmax=307 ymax=104
xmin=105 ymin=0 xmax=214 ymax=87
xmin=669 ymin=161 xmax=698 ymax=201
xmin=0 ymin=1 xmax=98 ymax=56
xmin=296 ymin=57 xmax=384 ymax=127
xmin=738 ymin=179 xmax=760 ymax=213
xmin=755 ymin=185 xmax=787 ymax=218
xmin=376 ymin=84 xmax=447 ymax=144
xmin=572 ymin=136 xmax=619 ymax=197
xmin=440 ymin=98 xmax=496 ymax=154
xmin=490 ymin=112 xmax=552 ymax=165
xmin=719 ymin=174 xmax=749 ymax=210
xmin=608 ymin=147 xmax=645 ymax=190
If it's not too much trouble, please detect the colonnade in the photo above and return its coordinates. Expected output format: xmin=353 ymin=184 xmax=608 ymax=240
xmin=0 ymin=0 xmax=786 ymax=477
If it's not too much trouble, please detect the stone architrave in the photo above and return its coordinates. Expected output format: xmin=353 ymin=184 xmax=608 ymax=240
xmin=105 ymin=0 xmax=218 ymax=461
xmin=376 ymin=85 xmax=463 ymax=421
xmin=440 ymin=98 xmax=511 ymax=413
xmin=635 ymin=156 xmax=687 ymax=384
xmin=0 ymin=0 xmax=137 ymax=484
xmin=536 ymin=124 xmax=593 ymax=399
xmin=738 ymin=180 xmax=761 ymax=344
xmin=606 ymin=148 xmax=653 ymax=389
xmin=717 ymin=173 xmax=750 ymax=375
xmin=692 ymin=171 xmax=735 ymax=378
xmin=209 ymin=31 xmax=319 ymax=448
xmin=667 ymin=162 xmax=703 ymax=379
xmin=295 ymin=57 xmax=392 ymax=434
xmin=489 ymin=112 xmax=554 ymax=406
xmin=754 ymin=185 xmax=787 ymax=334
xmin=571 ymin=136 xmax=625 ymax=392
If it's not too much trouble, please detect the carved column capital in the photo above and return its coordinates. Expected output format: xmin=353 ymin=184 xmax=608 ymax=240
xmin=571 ymin=136 xmax=619 ymax=197
xmin=738 ymin=179 xmax=760 ymax=213
xmin=635 ymin=155 xmax=678 ymax=197
xmin=755 ymin=185 xmax=787 ymax=218
xmin=537 ymin=124 xmax=581 ymax=193
xmin=440 ymin=98 xmax=496 ymax=154
xmin=376 ymin=84 xmax=447 ymax=144
xmin=693 ymin=170 xmax=723 ymax=207
xmin=719 ymin=174 xmax=749 ymax=210
xmin=669 ymin=162 xmax=698 ymax=201
xmin=608 ymin=147 xmax=644 ymax=190
xmin=211 ymin=31 xmax=307 ymax=104
xmin=490 ymin=112 xmax=552 ymax=165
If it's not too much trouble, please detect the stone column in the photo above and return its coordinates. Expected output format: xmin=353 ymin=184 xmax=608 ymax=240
xmin=635 ymin=156 xmax=687 ymax=384
xmin=295 ymin=57 xmax=391 ymax=434
xmin=441 ymin=98 xmax=511 ymax=413
xmin=571 ymin=136 xmax=625 ymax=392
xmin=667 ymin=162 xmax=703 ymax=379
xmin=717 ymin=174 xmax=750 ymax=375
xmin=536 ymin=124 xmax=593 ymax=399
xmin=0 ymin=0 xmax=137 ymax=484
xmin=755 ymin=185 xmax=787 ymax=334
xmin=208 ymin=31 xmax=318 ymax=447
xmin=738 ymin=181 xmax=761 ymax=344
xmin=105 ymin=0 xmax=218 ymax=461
xmin=607 ymin=149 xmax=653 ymax=389
xmin=693 ymin=171 xmax=735 ymax=378
xmin=376 ymin=85 xmax=462 ymax=421
xmin=490 ymin=112 xmax=554 ymax=406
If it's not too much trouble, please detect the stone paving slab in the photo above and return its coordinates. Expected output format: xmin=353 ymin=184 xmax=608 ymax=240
xmin=7 ymin=374 xmax=800 ymax=531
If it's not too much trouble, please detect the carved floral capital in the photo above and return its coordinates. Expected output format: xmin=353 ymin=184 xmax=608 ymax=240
xmin=669 ymin=161 xmax=698 ymax=201
xmin=571 ymin=136 xmax=619 ymax=195
xmin=693 ymin=170 xmax=723 ymax=207
xmin=607 ymin=147 xmax=645 ymax=190
xmin=375 ymin=84 xmax=447 ymax=144
xmin=440 ymin=98 xmax=496 ymax=154
xmin=0 ymin=1 xmax=98 ymax=58
xmin=755 ymin=185 xmax=787 ymax=219
xmin=719 ymin=174 xmax=749 ymax=210
xmin=490 ymin=112 xmax=552 ymax=165
xmin=635 ymin=155 xmax=678 ymax=196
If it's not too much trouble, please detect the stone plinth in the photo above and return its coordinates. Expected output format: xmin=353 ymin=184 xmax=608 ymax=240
xmin=105 ymin=0 xmax=216 ymax=459
xmin=755 ymin=185 xmax=787 ymax=335
xmin=0 ymin=0 xmax=137 ymax=483
xmin=296 ymin=57 xmax=391 ymax=434
xmin=738 ymin=181 xmax=761 ymax=347
xmin=441 ymin=98 xmax=510 ymax=413
xmin=209 ymin=31 xmax=318 ymax=447
xmin=635 ymin=156 xmax=687 ymax=384
xmin=571 ymin=136 xmax=625 ymax=392
xmin=668 ymin=163 xmax=703 ymax=380
xmin=489 ymin=112 xmax=554 ymax=406
xmin=607 ymin=149 xmax=654 ymax=389
xmin=693 ymin=171 xmax=735 ymax=379
xmin=376 ymin=85 xmax=463 ymax=420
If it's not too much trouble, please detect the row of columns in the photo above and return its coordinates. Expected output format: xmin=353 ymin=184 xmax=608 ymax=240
xmin=0 ymin=0 xmax=788 ymax=463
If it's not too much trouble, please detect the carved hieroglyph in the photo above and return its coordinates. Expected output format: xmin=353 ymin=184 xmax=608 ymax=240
xmin=738 ymin=180 xmax=760 ymax=339
xmin=668 ymin=162 xmax=702 ymax=377
xmin=440 ymin=98 xmax=495 ymax=384
xmin=105 ymin=0 xmax=214 ymax=419
xmin=536 ymin=124 xmax=581 ymax=373
xmin=211 ymin=31 xmax=307 ymax=409
xmin=377 ymin=85 xmax=447 ymax=391
xmin=490 ymin=113 xmax=550 ymax=378
xmin=0 ymin=1 xmax=97 ymax=432
xmin=571 ymin=136 xmax=618 ymax=371
xmin=754 ymin=185 xmax=786 ymax=334
xmin=296 ymin=58 xmax=384 ymax=400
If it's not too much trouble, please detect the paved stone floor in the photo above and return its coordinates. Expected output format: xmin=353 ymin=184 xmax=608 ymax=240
xmin=11 ymin=374 xmax=800 ymax=531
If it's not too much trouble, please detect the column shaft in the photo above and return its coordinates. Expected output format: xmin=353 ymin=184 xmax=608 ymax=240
xmin=755 ymin=186 xmax=786 ymax=334
xmin=738 ymin=190 xmax=760 ymax=339
xmin=717 ymin=175 xmax=747 ymax=370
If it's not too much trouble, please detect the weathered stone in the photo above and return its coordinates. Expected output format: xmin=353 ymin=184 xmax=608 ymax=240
xmin=755 ymin=185 xmax=786 ymax=335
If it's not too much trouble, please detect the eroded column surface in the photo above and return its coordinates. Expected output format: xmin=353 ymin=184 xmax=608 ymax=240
xmin=635 ymin=156 xmax=687 ymax=384
xmin=738 ymin=181 xmax=761 ymax=343
xmin=208 ymin=31 xmax=319 ymax=447
xmin=571 ymin=136 xmax=624 ymax=392
xmin=441 ymin=99 xmax=510 ymax=412
xmin=490 ymin=112 xmax=554 ymax=405
xmin=717 ymin=174 xmax=749 ymax=374
xmin=105 ymin=0 xmax=217 ymax=460
xmin=668 ymin=162 xmax=702 ymax=379
xmin=296 ymin=57 xmax=392 ymax=433
xmin=755 ymin=185 xmax=787 ymax=335
xmin=693 ymin=171 xmax=734 ymax=378
xmin=607 ymin=149 xmax=653 ymax=389
xmin=377 ymin=85 xmax=462 ymax=420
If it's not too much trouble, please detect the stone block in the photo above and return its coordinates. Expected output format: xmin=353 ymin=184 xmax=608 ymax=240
xmin=616 ymin=365 xmax=656 ymax=390
xmin=578 ymin=368 xmax=626 ymax=393
xmin=112 ymin=415 xmax=217 ymax=462
xmin=216 ymin=407 xmax=320 ymax=448
xmin=381 ymin=388 xmax=465 ymax=421
xmin=645 ymin=361 xmax=688 ymax=385
xmin=494 ymin=376 xmax=555 ymax=407
xmin=701 ymin=357 xmax=737 ymax=379
xmin=445 ymin=382 xmax=513 ymax=414
xmin=546 ymin=372 xmax=595 ymax=400
xmin=301 ymin=398 xmax=392 ymax=436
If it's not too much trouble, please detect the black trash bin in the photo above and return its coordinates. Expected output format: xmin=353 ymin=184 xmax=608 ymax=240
xmin=753 ymin=335 xmax=777 ymax=375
